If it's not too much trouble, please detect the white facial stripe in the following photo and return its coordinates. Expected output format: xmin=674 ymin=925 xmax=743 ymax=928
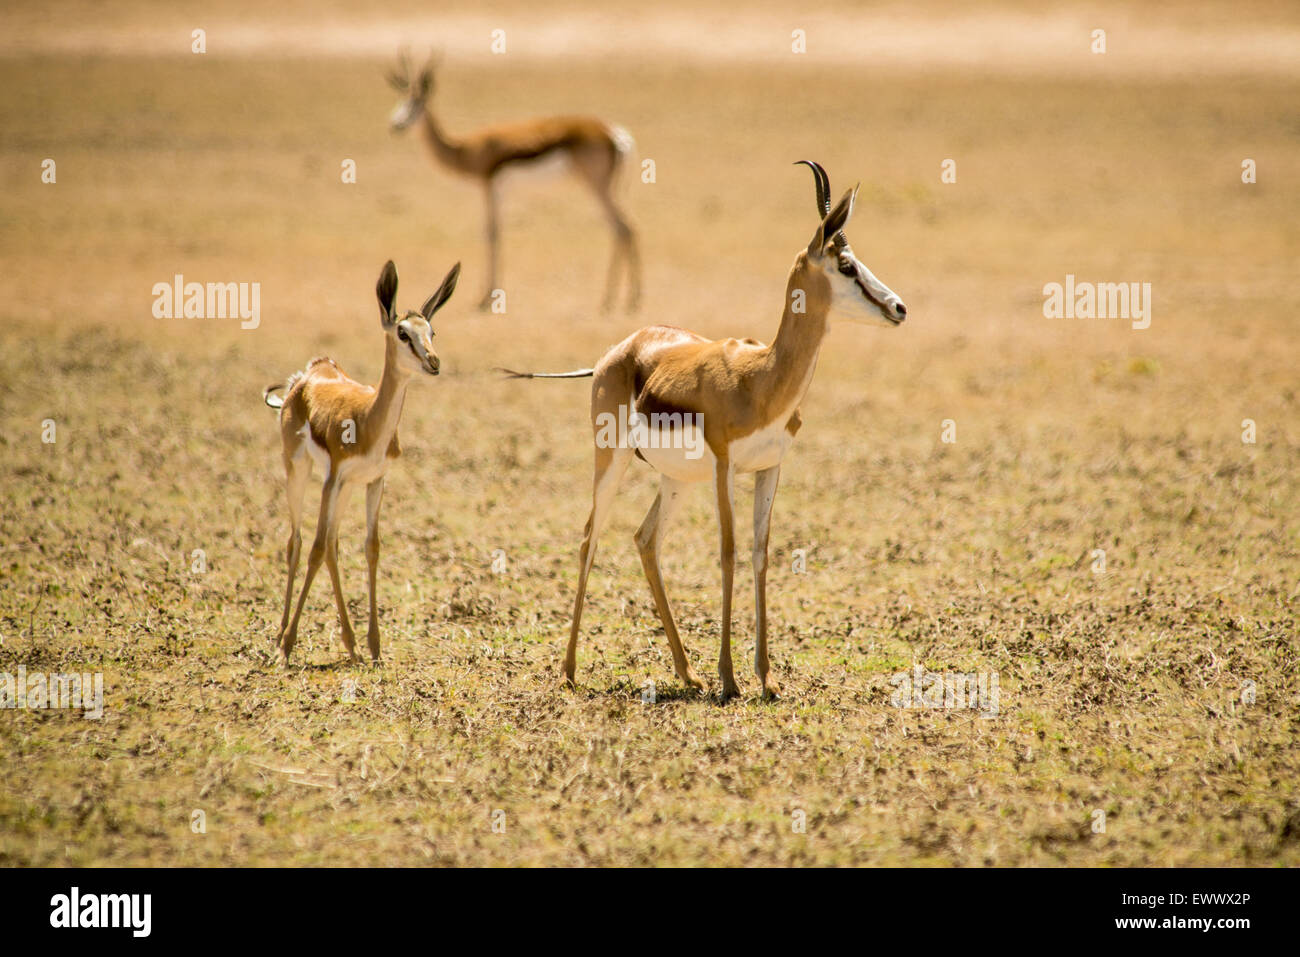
xmin=826 ymin=253 xmax=905 ymax=326
xmin=396 ymin=317 xmax=439 ymax=371
xmin=398 ymin=320 xmax=422 ymax=358
xmin=854 ymin=261 xmax=900 ymax=307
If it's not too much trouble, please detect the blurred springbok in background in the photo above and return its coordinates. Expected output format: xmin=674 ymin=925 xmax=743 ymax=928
xmin=388 ymin=51 xmax=640 ymax=312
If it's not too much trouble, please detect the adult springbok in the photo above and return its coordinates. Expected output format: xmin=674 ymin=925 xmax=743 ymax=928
xmin=263 ymin=259 xmax=460 ymax=665
xmin=504 ymin=162 xmax=907 ymax=701
xmin=387 ymin=52 xmax=640 ymax=312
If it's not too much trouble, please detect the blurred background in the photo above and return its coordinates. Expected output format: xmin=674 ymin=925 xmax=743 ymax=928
xmin=0 ymin=1 xmax=1296 ymax=866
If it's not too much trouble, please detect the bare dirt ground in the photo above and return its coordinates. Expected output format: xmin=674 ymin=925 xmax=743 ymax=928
xmin=0 ymin=0 xmax=1297 ymax=865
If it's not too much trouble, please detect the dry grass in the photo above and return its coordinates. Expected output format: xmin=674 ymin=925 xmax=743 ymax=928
xmin=0 ymin=1 xmax=1297 ymax=866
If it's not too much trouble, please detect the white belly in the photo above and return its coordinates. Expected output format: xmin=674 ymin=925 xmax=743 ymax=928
xmin=496 ymin=150 xmax=573 ymax=191
xmin=636 ymin=419 xmax=716 ymax=483
xmin=300 ymin=427 xmax=331 ymax=474
xmin=628 ymin=403 xmax=795 ymax=483
xmin=728 ymin=417 xmax=795 ymax=474
xmin=336 ymin=450 xmax=391 ymax=486
xmin=297 ymin=424 xmax=391 ymax=486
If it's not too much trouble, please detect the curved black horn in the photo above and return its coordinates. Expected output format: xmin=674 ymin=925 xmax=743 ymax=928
xmin=795 ymin=160 xmax=831 ymax=217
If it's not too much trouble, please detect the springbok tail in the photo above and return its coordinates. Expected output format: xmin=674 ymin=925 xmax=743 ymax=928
xmin=610 ymin=123 xmax=635 ymax=158
xmin=496 ymin=367 xmax=595 ymax=380
xmin=265 ymin=369 xmax=306 ymax=409
xmin=609 ymin=123 xmax=638 ymax=197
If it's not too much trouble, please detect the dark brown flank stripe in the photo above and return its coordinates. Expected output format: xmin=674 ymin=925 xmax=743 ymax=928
xmin=633 ymin=365 xmax=703 ymax=422
xmin=487 ymin=136 xmax=583 ymax=177
xmin=785 ymin=409 xmax=803 ymax=437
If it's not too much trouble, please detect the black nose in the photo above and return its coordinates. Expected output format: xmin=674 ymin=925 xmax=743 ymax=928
xmin=895 ymin=303 xmax=907 ymax=318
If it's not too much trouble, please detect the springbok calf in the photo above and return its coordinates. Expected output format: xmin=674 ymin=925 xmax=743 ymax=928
xmin=504 ymin=162 xmax=907 ymax=701
xmin=263 ymin=260 xmax=460 ymax=665
xmin=387 ymin=52 xmax=640 ymax=312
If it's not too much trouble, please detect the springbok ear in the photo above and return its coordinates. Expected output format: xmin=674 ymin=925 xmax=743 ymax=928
xmin=421 ymin=262 xmax=461 ymax=319
xmin=376 ymin=260 xmax=398 ymax=325
xmin=807 ymin=187 xmax=857 ymax=257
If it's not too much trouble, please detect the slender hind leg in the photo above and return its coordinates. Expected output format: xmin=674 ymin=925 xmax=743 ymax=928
xmin=276 ymin=451 xmax=313 ymax=645
xmin=281 ymin=473 xmax=342 ymax=664
xmin=577 ymin=151 xmax=639 ymax=313
xmin=634 ymin=475 xmax=704 ymax=691
xmin=620 ymin=220 xmax=640 ymax=312
xmin=597 ymin=192 xmax=638 ymax=313
xmin=752 ymin=466 xmax=781 ymax=700
xmin=363 ymin=477 xmax=385 ymax=662
xmin=564 ymin=444 xmax=634 ymax=686
xmin=323 ymin=482 xmax=358 ymax=662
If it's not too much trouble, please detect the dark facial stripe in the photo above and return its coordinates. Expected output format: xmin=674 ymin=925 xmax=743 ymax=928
xmin=399 ymin=316 xmax=427 ymax=361
xmin=853 ymin=276 xmax=886 ymax=310
xmin=852 ymin=275 xmax=901 ymax=323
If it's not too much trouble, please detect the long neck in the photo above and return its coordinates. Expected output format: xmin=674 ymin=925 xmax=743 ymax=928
xmin=365 ymin=338 xmax=413 ymax=450
xmin=761 ymin=259 xmax=831 ymax=410
xmin=419 ymin=104 xmax=465 ymax=168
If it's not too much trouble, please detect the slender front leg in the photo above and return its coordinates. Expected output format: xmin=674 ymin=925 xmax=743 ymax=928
xmin=634 ymin=475 xmax=704 ymax=691
xmin=714 ymin=457 xmax=740 ymax=701
xmin=752 ymin=466 xmax=781 ymax=700
xmin=323 ymin=482 xmax=358 ymax=662
xmin=364 ymin=476 xmax=386 ymax=663
xmin=480 ymin=179 xmax=501 ymax=310
xmin=282 ymin=473 xmax=341 ymax=664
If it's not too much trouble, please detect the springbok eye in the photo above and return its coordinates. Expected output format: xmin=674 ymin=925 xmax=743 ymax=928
xmin=838 ymin=260 xmax=856 ymax=276
xmin=398 ymin=328 xmax=410 ymax=343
